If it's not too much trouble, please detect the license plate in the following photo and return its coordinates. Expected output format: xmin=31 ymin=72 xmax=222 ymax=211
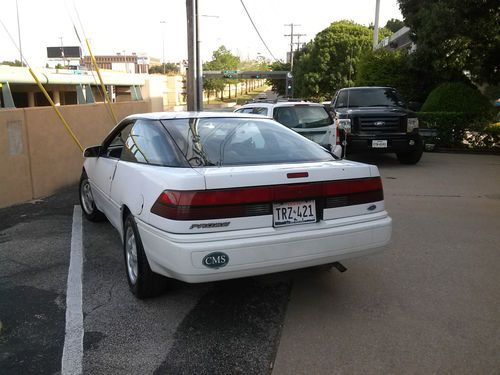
xmin=372 ymin=140 xmax=388 ymax=148
xmin=273 ymin=200 xmax=316 ymax=227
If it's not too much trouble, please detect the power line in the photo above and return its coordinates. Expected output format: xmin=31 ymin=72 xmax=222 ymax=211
xmin=239 ymin=0 xmax=278 ymax=61
xmin=0 ymin=16 xmax=30 ymax=67
xmin=295 ymin=34 xmax=306 ymax=51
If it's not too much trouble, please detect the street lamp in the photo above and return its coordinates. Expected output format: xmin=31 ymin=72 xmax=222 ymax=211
xmin=160 ymin=20 xmax=166 ymax=74
xmin=200 ymin=14 xmax=219 ymax=60
xmin=15 ymin=0 xmax=23 ymax=66
xmin=373 ymin=0 xmax=381 ymax=49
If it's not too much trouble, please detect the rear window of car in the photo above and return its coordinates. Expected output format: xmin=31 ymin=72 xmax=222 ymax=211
xmin=335 ymin=88 xmax=406 ymax=108
xmin=161 ymin=117 xmax=334 ymax=167
xmin=273 ymin=105 xmax=333 ymax=129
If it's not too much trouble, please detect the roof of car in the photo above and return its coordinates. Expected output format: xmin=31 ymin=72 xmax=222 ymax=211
xmin=338 ymin=86 xmax=393 ymax=91
xmin=238 ymin=101 xmax=323 ymax=108
xmin=123 ymin=111 xmax=270 ymax=122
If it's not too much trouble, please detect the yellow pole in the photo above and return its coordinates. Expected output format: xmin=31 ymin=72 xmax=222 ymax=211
xmin=85 ymin=38 xmax=118 ymax=123
xmin=28 ymin=68 xmax=84 ymax=152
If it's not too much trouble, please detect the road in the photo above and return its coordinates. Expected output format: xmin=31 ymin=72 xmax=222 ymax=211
xmin=1 ymin=152 xmax=499 ymax=374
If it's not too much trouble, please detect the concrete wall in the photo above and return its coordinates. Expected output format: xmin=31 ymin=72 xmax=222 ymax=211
xmin=0 ymin=109 xmax=33 ymax=206
xmin=142 ymin=75 xmax=166 ymax=112
xmin=0 ymin=100 xmax=151 ymax=208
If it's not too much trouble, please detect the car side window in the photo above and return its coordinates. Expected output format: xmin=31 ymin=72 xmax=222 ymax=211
xmin=103 ymin=123 xmax=133 ymax=159
xmin=273 ymin=107 xmax=298 ymax=128
xmin=252 ymin=107 xmax=268 ymax=115
xmin=237 ymin=108 xmax=254 ymax=114
xmin=120 ymin=119 xmax=184 ymax=166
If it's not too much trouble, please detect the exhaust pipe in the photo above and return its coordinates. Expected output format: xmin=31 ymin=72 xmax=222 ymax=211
xmin=332 ymin=262 xmax=347 ymax=273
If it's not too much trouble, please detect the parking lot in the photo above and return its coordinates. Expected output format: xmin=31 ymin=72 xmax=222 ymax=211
xmin=1 ymin=152 xmax=499 ymax=374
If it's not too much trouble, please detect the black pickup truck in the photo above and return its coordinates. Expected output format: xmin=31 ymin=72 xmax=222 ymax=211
xmin=331 ymin=87 xmax=423 ymax=164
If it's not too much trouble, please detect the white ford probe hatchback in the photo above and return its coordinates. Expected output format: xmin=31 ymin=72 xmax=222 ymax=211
xmin=80 ymin=112 xmax=392 ymax=298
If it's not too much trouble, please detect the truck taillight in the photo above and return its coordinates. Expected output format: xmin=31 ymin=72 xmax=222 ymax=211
xmin=151 ymin=177 xmax=384 ymax=221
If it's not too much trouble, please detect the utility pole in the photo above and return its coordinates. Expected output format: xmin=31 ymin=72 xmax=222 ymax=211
xmin=160 ymin=20 xmax=166 ymax=74
xmin=186 ymin=0 xmax=202 ymax=111
xmin=372 ymin=0 xmax=381 ymax=49
xmin=195 ymin=0 xmax=203 ymax=110
xmin=284 ymin=23 xmax=300 ymax=71
xmin=294 ymin=33 xmax=306 ymax=52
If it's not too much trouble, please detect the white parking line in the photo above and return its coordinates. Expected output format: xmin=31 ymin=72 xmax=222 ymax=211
xmin=61 ymin=205 xmax=84 ymax=375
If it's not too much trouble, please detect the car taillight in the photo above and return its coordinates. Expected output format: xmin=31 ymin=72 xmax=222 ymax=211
xmin=151 ymin=177 xmax=384 ymax=220
xmin=336 ymin=125 xmax=341 ymax=145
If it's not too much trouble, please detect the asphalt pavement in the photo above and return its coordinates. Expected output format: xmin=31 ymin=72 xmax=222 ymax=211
xmin=273 ymin=152 xmax=500 ymax=374
xmin=1 ymin=152 xmax=499 ymax=374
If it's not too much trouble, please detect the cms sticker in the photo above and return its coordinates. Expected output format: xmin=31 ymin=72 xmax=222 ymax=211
xmin=202 ymin=252 xmax=229 ymax=269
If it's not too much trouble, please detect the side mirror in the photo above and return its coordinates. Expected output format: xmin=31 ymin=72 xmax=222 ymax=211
xmin=337 ymin=118 xmax=351 ymax=134
xmin=83 ymin=145 xmax=101 ymax=158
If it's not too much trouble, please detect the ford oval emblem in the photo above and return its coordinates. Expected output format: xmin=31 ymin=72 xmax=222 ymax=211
xmin=202 ymin=252 xmax=229 ymax=269
xmin=374 ymin=121 xmax=385 ymax=126
xmin=367 ymin=204 xmax=377 ymax=211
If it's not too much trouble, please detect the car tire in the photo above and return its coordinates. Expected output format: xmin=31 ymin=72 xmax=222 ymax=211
xmin=123 ymin=213 xmax=168 ymax=299
xmin=79 ymin=171 xmax=106 ymax=222
xmin=396 ymin=141 xmax=424 ymax=165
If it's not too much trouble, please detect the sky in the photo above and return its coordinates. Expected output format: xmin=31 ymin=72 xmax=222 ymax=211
xmin=0 ymin=0 xmax=403 ymax=67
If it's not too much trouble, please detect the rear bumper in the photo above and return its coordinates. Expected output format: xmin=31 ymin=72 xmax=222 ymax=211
xmin=347 ymin=132 xmax=421 ymax=153
xmin=136 ymin=211 xmax=392 ymax=283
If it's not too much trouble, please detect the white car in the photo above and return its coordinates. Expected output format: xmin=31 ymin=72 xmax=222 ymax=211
xmin=80 ymin=112 xmax=391 ymax=298
xmin=235 ymin=100 xmax=343 ymax=158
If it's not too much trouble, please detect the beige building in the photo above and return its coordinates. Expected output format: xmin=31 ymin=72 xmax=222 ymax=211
xmin=81 ymin=53 xmax=150 ymax=74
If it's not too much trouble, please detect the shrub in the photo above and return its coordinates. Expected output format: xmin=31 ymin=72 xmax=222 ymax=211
xmin=418 ymin=112 xmax=500 ymax=149
xmin=421 ymin=82 xmax=493 ymax=120
xmin=419 ymin=83 xmax=496 ymax=148
xmin=418 ymin=112 xmax=477 ymax=147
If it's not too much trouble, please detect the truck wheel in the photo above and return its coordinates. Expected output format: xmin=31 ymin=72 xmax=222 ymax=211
xmin=123 ymin=213 xmax=167 ymax=299
xmin=79 ymin=171 xmax=106 ymax=222
xmin=396 ymin=143 xmax=423 ymax=165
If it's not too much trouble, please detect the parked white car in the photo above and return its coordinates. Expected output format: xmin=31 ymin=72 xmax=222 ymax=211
xmin=235 ymin=100 xmax=343 ymax=158
xmin=80 ymin=112 xmax=391 ymax=298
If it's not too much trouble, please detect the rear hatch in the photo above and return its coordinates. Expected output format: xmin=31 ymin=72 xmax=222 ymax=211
xmin=150 ymin=116 xmax=384 ymax=234
xmin=273 ymin=104 xmax=336 ymax=146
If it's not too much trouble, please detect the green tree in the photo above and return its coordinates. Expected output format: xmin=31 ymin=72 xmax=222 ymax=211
xmin=398 ymin=0 xmax=500 ymax=85
xmin=202 ymin=45 xmax=240 ymax=100
xmin=207 ymin=45 xmax=240 ymax=70
xmin=266 ymin=61 xmax=289 ymax=96
xmin=293 ymin=20 xmax=383 ymax=100
xmin=1 ymin=60 xmax=22 ymax=67
xmin=149 ymin=63 xmax=179 ymax=75
xmin=355 ymin=48 xmax=442 ymax=103
xmin=384 ymin=18 xmax=405 ymax=33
